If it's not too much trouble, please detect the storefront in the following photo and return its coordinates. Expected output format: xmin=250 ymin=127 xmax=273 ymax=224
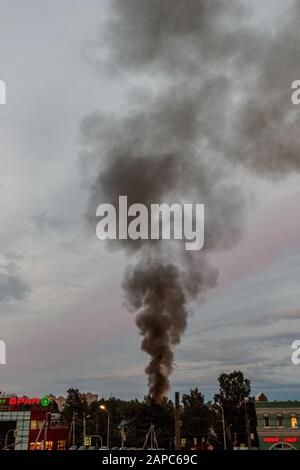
xmin=0 ymin=394 xmax=69 ymax=450
xmin=255 ymin=395 xmax=300 ymax=450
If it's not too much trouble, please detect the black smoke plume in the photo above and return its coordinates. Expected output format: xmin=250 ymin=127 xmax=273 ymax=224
xmin=80 ymin=0 xmax=300 ymax=401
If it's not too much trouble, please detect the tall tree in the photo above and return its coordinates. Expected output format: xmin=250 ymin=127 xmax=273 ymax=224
xmin=132 ymin=395 xmax=174 ymax=449
xmin=181 ymin=388 xmax=210 ymax=449
xmin=61 ymin=388 xmax=87 ymax=446
xmin=214 ymin=371 xmax=251 ymax=449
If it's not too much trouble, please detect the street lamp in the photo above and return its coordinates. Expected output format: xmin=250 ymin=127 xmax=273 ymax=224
xmin=215 ymin=402 xmax=227 ymax=450
xmin=99 ymin=405 xmax=110 ymax=449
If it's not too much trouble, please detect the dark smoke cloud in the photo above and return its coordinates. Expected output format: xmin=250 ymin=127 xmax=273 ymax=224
xmin=80 ymin=0 xmax=300 ymax=400
xmin=123 ymin=254 xmax=217 ymax=399
xmin=124 ymin=261 xmax=187 ymax=399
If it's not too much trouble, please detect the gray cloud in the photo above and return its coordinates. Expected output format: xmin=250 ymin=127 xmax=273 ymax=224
xmin=56 ymin=374 xmax=147 ymax=399
xmin=198 ymin=308 xmax=300 ymax=334
xmin=29 ymin=212 xmax=66 ymax=234
xmin=0 ymin=259 xmax=31 ymax=303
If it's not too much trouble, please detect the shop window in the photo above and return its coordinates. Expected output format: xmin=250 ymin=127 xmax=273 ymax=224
xmin=50 ymin=420 xmax=60 ymax=428
xmin=264 ymin=415 xmax=270 ymax=427
xmin=30 ymin=440 xmax=53 ymax=450
xmin=31 ymin=420 xmax=44 ymax=430
xmin=291 ymin=415 xmax=297 ymax=428
xmin=30 ymin=441 xmax=42 ymax=450
xmin=45 ymin=441 xmax=53 ymax=450
xmin=57 ymin=440 xmax=66 ymax=450
xmin=277 ymin=415 xmax=284 ymax=428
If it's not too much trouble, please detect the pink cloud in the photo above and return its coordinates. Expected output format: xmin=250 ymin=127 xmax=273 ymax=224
xmin=211 ymin=190 xmax=300 ymax=291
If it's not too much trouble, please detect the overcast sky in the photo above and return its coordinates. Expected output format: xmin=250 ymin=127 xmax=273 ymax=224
xmin=0 ymin=0 xmax=300 ymax=401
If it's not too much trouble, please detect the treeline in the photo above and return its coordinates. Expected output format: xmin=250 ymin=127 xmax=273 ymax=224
xmin=59 ymin=370 xmax=258 ymax=449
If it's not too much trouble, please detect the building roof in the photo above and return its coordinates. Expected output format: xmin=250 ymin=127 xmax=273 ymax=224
xmin=255 ymin=392 xmax=268 ymax=402
xmin=255 ymin=400 xmax=300 ymax=410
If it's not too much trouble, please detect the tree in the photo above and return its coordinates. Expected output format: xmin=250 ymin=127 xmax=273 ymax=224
xmin=214 ymin=371 xmax=251 ymax=449
xmin=215 ymin=371 xmax=251 ymax=405
xmin=132 ymin=395 xmax=174 ymax=449
xmin=181 ymin=388 xmax=210 ymax=449
xmin=61 ymin=388 xmax=88 ymax=446
xmin=47 ymin=399 xmax=59 ymax=413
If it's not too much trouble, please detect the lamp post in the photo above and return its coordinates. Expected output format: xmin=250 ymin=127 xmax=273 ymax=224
xmin=100 ymin=405 xmax=110 ymax=449
xmin=216 ymin=402 xmax=227 ymax=450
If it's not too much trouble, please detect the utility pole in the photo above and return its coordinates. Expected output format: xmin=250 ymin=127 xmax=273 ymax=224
xmin=107 ymin=411 xmax=110 ymax=449
xmin=221 ymin=406 xmax=226 ymax=450
xmin=34 ymin=419 xmax=46 ymax=450
xmin=96 ymin=412 xmax=99 ymax=434
xmin=83 ymin=411 xmax=86 ymax=443
xmin=72 ymin=411 xmax=76 ymax=447
xmin=174 ymin=392 xmax=181 ymax=450
xmin=83 ymin=412 xmax=91 ymax=444
xmin=44 ymin=414 xmax=48 ymax=450
xmin=244 ymin=399 xmax=252 ymax=449
xmin=143 ymin=424 xmax=159 ymax=449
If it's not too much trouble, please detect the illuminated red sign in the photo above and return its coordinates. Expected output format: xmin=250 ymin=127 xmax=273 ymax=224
xmin=284 ymin=437 xmax=297 ymax=443
xmin=8 ymin=397 xmax=41 ymax=406
xmin=0 ymin=396 xmax=51 ymax=407
xmin=264 ymin=437 xmax=297 ymax=444
xmin=264 ymin=437 xmax=280 ymax=443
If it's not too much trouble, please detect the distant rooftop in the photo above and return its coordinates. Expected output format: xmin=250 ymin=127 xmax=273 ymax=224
xmin=255 ymin=392 xmax=300 ymax=407
xmin=255 ymin=392 xmax=268 ymax=402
